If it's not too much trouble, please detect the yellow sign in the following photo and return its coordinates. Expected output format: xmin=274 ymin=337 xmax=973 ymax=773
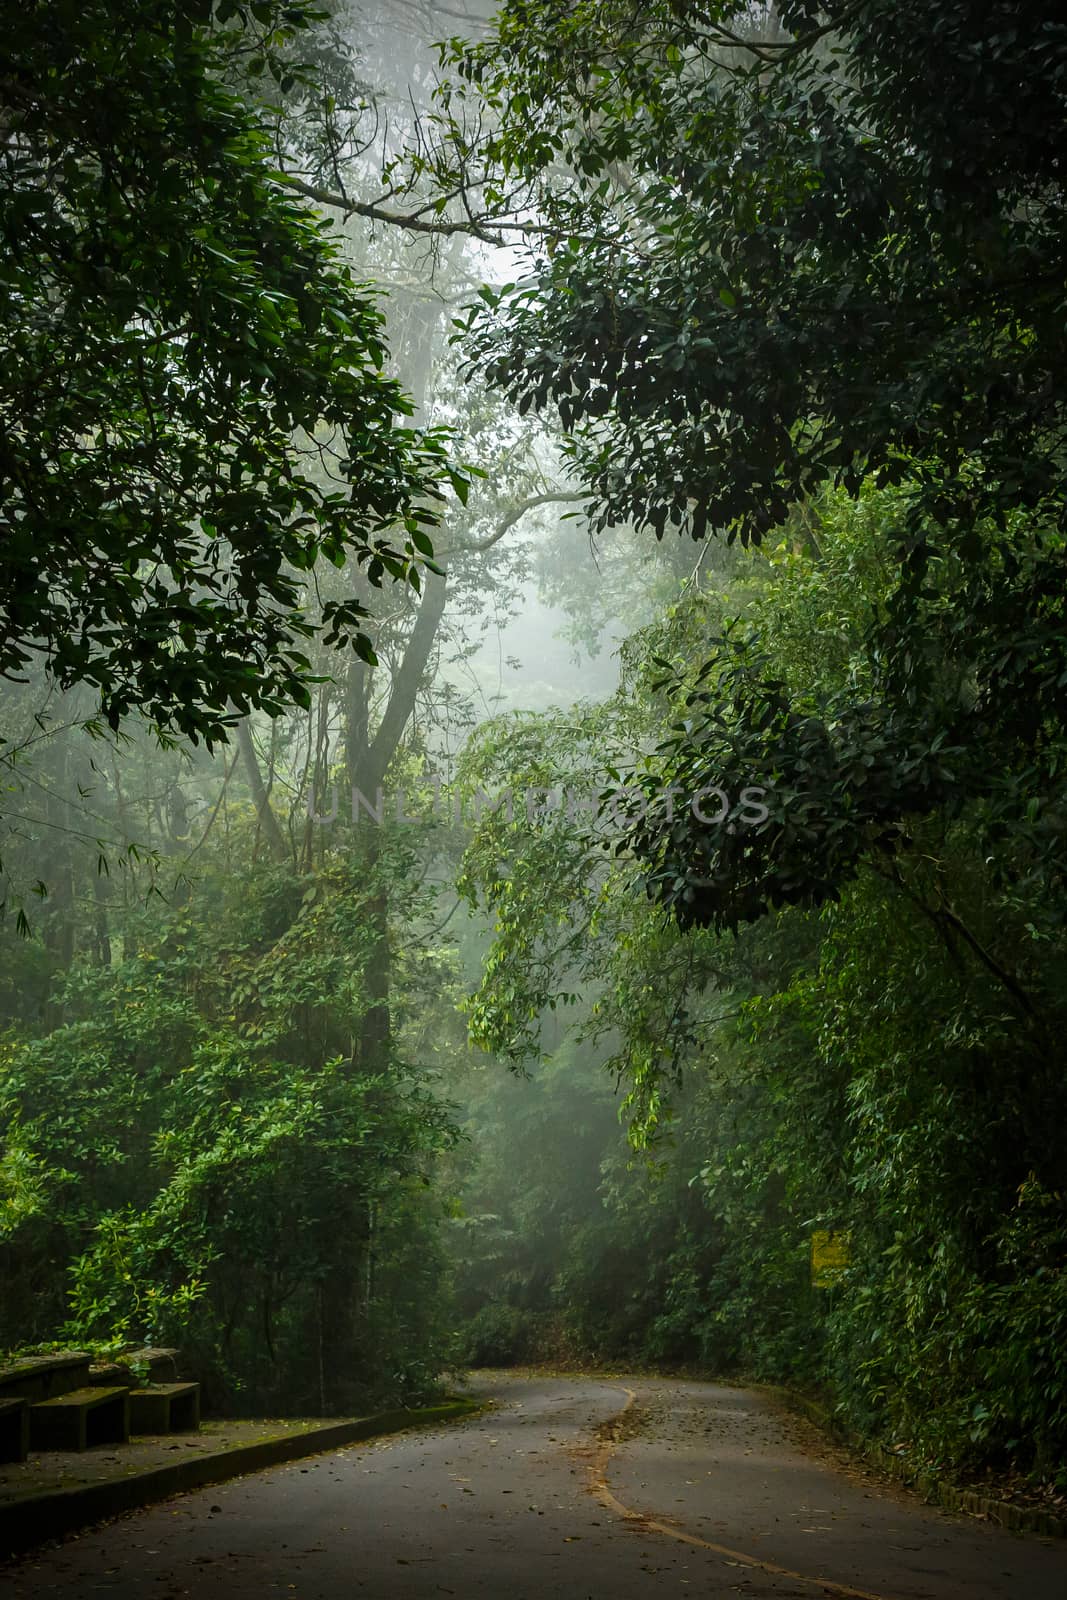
xmin=811 ymin=1229 xmax=850 ymax=1288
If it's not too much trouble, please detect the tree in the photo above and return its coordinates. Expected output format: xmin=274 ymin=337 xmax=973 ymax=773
xmin=426 ymin=0 xmax=1067 ymax=927
xmin=454 ymin=493 xmax=1067 ymax=1477
xmin=439 ymin=0 xmax=1067 ymax=543
xmin=0 ymin=0 xmax=589 ymax=1395
xmin=0 ymin=0 xmax=467 ymax=746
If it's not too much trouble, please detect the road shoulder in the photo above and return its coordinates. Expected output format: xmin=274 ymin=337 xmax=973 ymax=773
xmin=0 ymin=1398 xmax=482 ymax=1557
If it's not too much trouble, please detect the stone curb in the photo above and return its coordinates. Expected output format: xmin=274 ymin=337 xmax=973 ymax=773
xmin=764 ymin=1386 xmax=1066 ymax=1542
xmin=0 ymin=1397 xmax=482 ymax=1557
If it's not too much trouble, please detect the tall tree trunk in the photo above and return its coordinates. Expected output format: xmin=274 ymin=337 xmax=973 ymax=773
xmin=91 ymin=857 xmax=112 ymax=966
xmin=346 ymin=568 xmax=448 ymax=1071
xmin=40 ymin=727 xmax=75 ymax=1026
xmin=237 ymin=718 xmax=289 ymax=862
xmin=320 ymin=282 xmax=449 ymax=1401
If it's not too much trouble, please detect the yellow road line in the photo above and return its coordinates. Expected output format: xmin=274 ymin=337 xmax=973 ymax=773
xmin=587 ymin=1385 xmax=897 ymax=1600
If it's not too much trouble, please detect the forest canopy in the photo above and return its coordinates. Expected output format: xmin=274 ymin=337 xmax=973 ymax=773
xmin=0 ymin=0 xmax=465 ymax=745
xmin=427 ymin=0 xmax=1067 ymax=930
xmin=439 ymin=0 xmax=1067 ymax=544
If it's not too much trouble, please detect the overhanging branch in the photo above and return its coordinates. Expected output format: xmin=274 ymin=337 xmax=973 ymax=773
xmin=272 ymin=171 xmax=510 ymax=245
xmin=442 ymin=492 xmax=591 ymax=556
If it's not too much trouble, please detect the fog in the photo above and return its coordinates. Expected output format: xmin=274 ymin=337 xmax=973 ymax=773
xmin=3 ymin=1 xmax=1064 ymax=1539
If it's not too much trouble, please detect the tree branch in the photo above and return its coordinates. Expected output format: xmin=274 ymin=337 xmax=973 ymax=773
xmin=442 ymin=492 xmax=591 ymax=556
xmin=357 ymin=567 xmax=449 ymax=796
xmin=271 ymin=171 xmax=506 ymax=244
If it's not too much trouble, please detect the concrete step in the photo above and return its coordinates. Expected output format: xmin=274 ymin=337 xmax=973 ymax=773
xmin=89 ymin=1346 xmax=181 ymax=1387
xmin=129 ymin=1382 xmax=200 ymax=1435
xmin=0 ymin=1354 xmax=92 ymax=1405
xmin=28 ymin=1386 xmax=130 ymax=1453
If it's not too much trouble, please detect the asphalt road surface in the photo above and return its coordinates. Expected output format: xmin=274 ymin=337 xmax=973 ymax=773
xmin=2 ymin=1374 xmax=1065 ymax=1599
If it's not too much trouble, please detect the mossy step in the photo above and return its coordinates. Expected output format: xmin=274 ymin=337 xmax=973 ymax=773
xmin=0 ymin=1355 xmax=92 ymax=1404
xmin=89 ymin=1347 xmax=181 ymax=1387
xmin=29 ymin=1386 xmax=130 ymax=1453
xmin=129 ymin=1383 xmax=200 ymax=1435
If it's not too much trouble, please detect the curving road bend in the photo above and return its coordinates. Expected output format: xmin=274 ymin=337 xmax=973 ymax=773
xmin=1 ymin=1374 xmax=1064 ymax=1599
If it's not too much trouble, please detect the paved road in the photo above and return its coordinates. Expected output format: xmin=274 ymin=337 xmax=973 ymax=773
xmin=2 ymin=1374 xmax=1064 ymax=1598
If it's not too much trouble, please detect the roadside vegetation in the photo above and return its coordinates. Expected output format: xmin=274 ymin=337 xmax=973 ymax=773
xmin=1 ymin=1 xmax=1064 ymax=1496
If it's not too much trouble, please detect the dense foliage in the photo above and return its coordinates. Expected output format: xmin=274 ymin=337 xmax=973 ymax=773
xmin=1 ymin=0 xmax=1065 ymax=1506
xmin=432 ymin=0 xmax=1067 ymax=932
xmin=441 ymin=0 xmax=1067 ymax=542
xmin=434 ymin=13 xmax=1067 ymax=1489
xmin=0 ymin=803 xmax=462 ymax=1410
xmin=0 ymin=0 xmax=464 ymax=743
xmin=0 ymin=0 xmax=574 ymax=1415
xmin=455 ymin=488 xmax=1067 ymax=1484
